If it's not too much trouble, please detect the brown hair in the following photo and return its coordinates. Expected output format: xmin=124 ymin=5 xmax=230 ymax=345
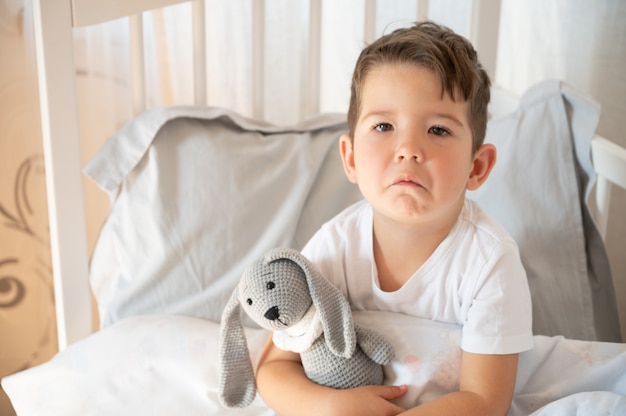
xmin=347 ymin=21 xmax=491 ymax=153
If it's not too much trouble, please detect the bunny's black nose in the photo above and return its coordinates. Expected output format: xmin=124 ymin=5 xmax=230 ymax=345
xmin=264 ymin=306 xmax=280 ymax=321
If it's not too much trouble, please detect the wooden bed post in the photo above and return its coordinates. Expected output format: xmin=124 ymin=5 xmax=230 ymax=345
xmin=32 ymin=0 xmax=93 ymax=350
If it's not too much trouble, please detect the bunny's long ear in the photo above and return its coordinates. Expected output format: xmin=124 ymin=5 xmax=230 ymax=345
xmin=265 ymin=247 xmax=356 ymax=358
xmin=218 ymin=285 xmax=256 ymax=408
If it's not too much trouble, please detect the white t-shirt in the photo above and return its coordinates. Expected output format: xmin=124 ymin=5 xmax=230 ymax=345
xmin=301 ymin=199 xmax=533 ymax=355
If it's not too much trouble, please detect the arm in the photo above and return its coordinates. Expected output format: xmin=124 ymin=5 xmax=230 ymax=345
xmin=400 ymin=351 xmax=519 ymax=416
xmin=256 ymin=337 xmax=408 ymax=416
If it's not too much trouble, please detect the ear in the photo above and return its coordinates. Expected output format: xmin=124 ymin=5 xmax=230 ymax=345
xmin=308 ymin=264 xmax=357 ymax=358
xmin=218 ymin=286 xmax=257 ymax=408
xmin=266 ymin=247 xmax=356 ymax=358
xmin=339 ymin=134 xmax=358 ymax=184
xmin=354 ymin=326 xmax=394 ymax=365
xmin=466 ymin=143 xmax=497 ymax=191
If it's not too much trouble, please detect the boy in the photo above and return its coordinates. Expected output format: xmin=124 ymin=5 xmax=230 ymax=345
xmin=256 ymin=21 xmax=533 ymax=416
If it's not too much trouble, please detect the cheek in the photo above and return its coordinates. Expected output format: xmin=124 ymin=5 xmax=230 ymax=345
xmin=439 ymin=158 xmax=474 ymax=190
xmin=241 ymin=302 xmax=266 ymax=327
xmin=353 ymin=157 xmax=383 ymax=188
xmin=354 ymin=143 xmax=387 ymax=173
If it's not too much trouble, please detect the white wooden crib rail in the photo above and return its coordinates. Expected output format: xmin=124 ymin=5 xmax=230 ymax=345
xmin=592 ymin=137 xmax=626 ymax=239
xmin=32 ymin=0 xmax=623 ymax=351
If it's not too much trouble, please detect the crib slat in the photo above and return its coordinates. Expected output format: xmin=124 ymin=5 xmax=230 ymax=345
xmin=592 ymin=136 xmax=626 ymax=240
xmin=303 ymin=0 xmax=322 ymax=118
xmin=32 ymin=0 xmax=92 ymax=349
xmin=129 ymin=14 xmax=147 ymax=114
xmin=192 ymin=0 xmax=207 ymax=105
xmin=252 ymin=0 xmax=265 ymax=119
xmin=468 ymin=0 xmax=501 ymax=81
xmin=416 ymin=0 xmax=429 ymax=21
xmin=364 ymin=0 xmax=376 ymax=44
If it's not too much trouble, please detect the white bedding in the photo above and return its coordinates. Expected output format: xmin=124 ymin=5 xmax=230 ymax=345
xmin=3 ymin=312 xmax=625 ymax=415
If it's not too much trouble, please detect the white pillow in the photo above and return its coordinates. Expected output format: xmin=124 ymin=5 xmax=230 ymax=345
xmin=470 ymin=80 xmax=619 ymax=341
xmin=84 ymin=107 xmax=361 ymax=327
xmin=2 ymin=315 xmax=274 ymax=416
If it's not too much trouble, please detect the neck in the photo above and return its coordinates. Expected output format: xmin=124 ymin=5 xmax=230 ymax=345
xmin=372 ymin=206 xmax=461 ymax=292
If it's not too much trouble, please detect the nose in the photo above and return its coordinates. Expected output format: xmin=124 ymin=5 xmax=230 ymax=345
xmin=264 ymin=306 xmax=280 ymax=321
xmin=395 ymin=133 xmax=423 ymax=163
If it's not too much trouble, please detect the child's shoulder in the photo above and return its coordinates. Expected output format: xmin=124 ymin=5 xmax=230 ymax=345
xmin=462 ymin=199 xmax=518 ymax=247
xmin=302 ymin=199 xmax=370 ymax=258
xmin=323 ymin=198 xmax=369 ymax=228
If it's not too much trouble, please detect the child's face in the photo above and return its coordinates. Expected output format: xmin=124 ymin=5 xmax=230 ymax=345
xmin=340 ymin=63 xmax=491 ymax=229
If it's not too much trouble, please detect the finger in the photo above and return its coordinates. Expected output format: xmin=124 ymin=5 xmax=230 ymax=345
xmin=378 ymin=384 xmax=409 ymax=401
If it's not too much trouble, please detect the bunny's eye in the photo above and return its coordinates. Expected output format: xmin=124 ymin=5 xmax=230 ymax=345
xmin=246 ymin=298 xmax=253 ymax=305
xmin=266 ymin=281 xmax=276 ymax=290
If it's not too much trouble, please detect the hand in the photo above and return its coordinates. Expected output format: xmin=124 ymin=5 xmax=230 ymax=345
xmin=323 ymin=384 xmax=408 ymax=416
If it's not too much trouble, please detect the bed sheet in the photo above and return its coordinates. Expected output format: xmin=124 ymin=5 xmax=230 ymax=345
xmin=3 ymin=312 xmax=625 ymax=415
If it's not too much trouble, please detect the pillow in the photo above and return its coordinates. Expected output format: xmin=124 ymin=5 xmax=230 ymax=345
xmin=84 ymin=107 xmax=361 ymax=327
xmin=469 ymin=80 xmax=620 ymax=342
xmin=2 ymin=315 xmax=274 ymax=416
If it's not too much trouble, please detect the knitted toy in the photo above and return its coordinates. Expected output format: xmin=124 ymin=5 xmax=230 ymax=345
xmin=218 ymin=247 xmax=395 ymax=408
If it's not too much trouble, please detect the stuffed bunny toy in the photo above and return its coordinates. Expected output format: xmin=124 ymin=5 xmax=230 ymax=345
xmin=218 ymin=247 xmax=395 ymax=408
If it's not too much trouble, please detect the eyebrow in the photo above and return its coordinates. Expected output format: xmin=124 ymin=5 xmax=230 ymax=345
xmin=432 ymin=113 xmax=465 ymax=127
xmin=359 ymin=109 xmax=385 ymax=117
xmin=357 ymin=110 xmax=392 ymax=125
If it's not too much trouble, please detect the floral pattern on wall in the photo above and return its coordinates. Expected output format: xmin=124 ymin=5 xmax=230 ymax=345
xmin=0 ymin=154 xmax=57 ymax=373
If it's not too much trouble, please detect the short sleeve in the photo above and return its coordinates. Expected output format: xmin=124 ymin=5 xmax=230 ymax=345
xmin=461 ymin=240 xmax=534 ymax=354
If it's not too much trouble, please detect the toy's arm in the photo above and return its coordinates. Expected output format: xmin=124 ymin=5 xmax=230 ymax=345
xmin=354 ymin=325 xmax=394 ymax=365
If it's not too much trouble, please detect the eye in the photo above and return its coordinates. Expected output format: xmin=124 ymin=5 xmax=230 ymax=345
xmin=428 ymin=125 xmax=451 ymax=136
xmin=246 ymin=298 xmax=253 ymax=305
xmin=266 ymin=281 xmax=276 ymax=290
xmin=374 ymin=122 xmax=394 ymax=132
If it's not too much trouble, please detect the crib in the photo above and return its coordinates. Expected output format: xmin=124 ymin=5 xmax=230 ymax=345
xmin=3 ymin=0 xmax=626 ymax=414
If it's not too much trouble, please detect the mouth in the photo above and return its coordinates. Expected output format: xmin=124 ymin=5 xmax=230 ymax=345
xmin=392 ymin=174 xmax=424 ymax=188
